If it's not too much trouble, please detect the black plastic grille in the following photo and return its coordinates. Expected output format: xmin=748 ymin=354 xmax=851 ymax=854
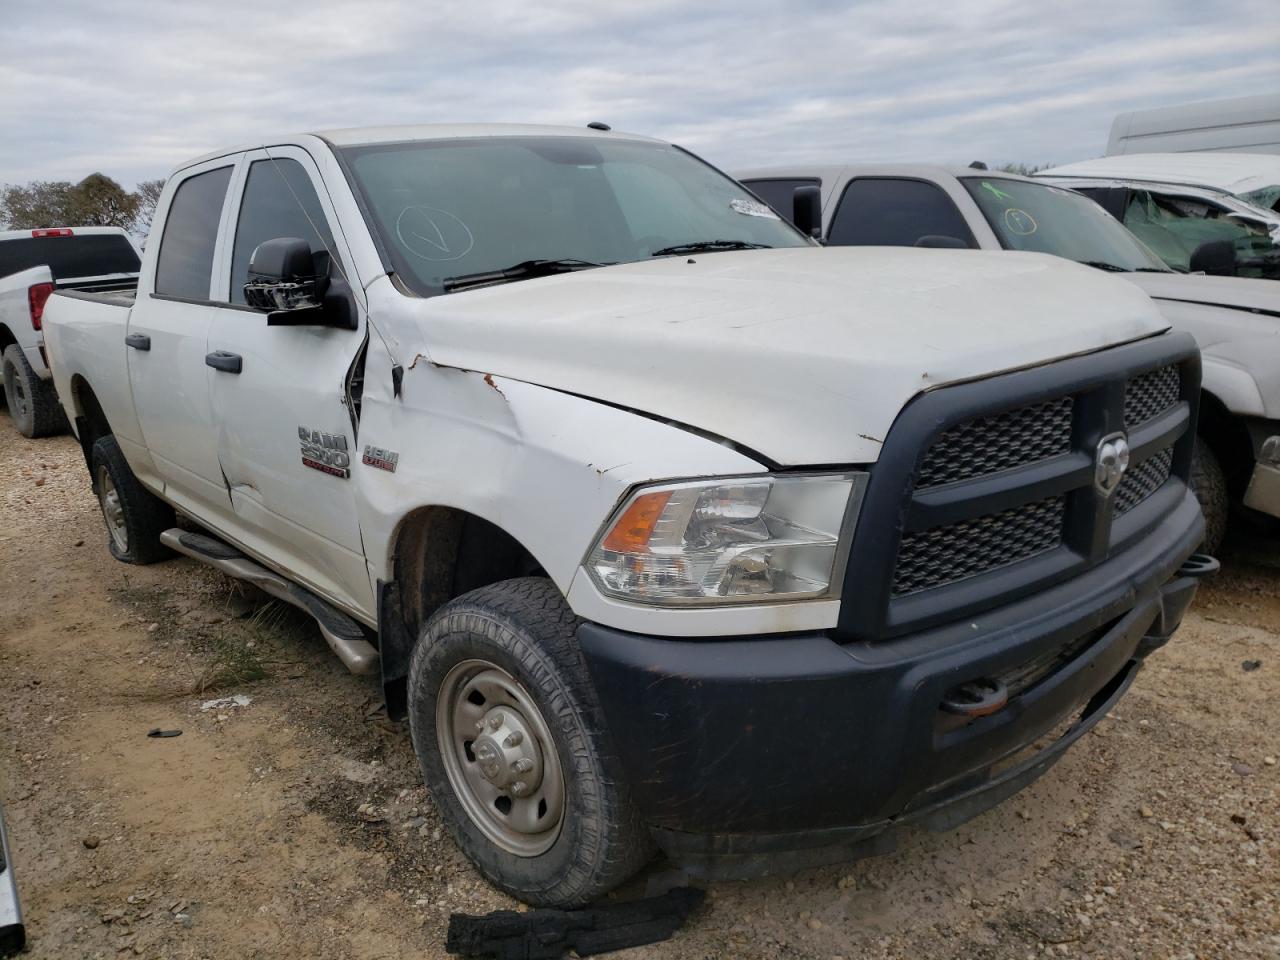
xmin=1114 ymin=448 xmax=1173 ymax=515
xmin=1125 ymin=365 xmax=1180 ymax=428
xmin=892 ymin=496 xmax=1065 ymax=597
xmin=916 ymin=397 xmax=1074 ymax=488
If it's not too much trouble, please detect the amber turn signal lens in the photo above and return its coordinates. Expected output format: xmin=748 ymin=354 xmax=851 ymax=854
xmin=601 ymin=491 xmax=673 ymax=553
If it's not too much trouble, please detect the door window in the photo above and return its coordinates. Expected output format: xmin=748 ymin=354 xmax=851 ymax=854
xmin=229 ymin=158 xmax=337 ymax=304
xmin=828 ymin=178 xmax=976 ymax=247
xmin=741 ymin=179 xmax=821 ymax=225
xmin=154 ymin=166 xmax=233 ymax=299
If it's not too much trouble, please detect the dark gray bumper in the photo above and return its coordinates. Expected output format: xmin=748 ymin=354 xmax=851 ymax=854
xmin=0 ymin=803 xmax=23 ymax=956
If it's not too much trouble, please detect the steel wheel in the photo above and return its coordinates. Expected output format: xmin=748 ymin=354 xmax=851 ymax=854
xmin=436 ymin=658 xmax=566 ymax=857
xmin=9 ymin=373 xmax=28 ymax=422
xmin=97 ymin=465 xmax=128 ymax=554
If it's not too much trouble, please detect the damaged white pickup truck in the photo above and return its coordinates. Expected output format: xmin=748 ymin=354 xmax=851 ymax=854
xmin=42 ymin=124 xmax=1215 ymax=907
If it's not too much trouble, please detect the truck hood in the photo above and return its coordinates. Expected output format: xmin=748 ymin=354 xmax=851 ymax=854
xmin=1123 ymin=271 xmax=1280 ymax=317
xmin=407 ymin=247 xmax=1167 ymax=465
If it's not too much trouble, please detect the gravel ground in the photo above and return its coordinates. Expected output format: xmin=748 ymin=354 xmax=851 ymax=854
xmin=0 ymin=416 xmax=1276 ymax=959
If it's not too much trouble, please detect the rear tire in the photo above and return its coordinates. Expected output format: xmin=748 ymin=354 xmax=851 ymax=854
xmin=1190 ymin=438 xmax=1228 ymax=554
xmin=90 ymin=434 xmax=174 ymax=564
xmin=408 ymin=577 xmax=653 ymax=907
xmin=2 ymin=344 xmax=66 ymax=438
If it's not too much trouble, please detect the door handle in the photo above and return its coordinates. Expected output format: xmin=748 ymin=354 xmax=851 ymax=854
xmin=205 ymin=351 xmax=242 ymax=374
xmin=125 ymin=333 xmax=151 ymax=351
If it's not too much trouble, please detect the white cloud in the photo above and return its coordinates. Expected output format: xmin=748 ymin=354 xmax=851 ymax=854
xmin=2 ymin=0 xmax=1275 ymax=189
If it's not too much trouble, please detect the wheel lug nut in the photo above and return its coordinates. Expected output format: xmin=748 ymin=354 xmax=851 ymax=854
xmin=488 ymin=713 xmax=503 ymax=730
xmin=504 ymin=731 xmax=523 ymax=747
xmin=510 ymin=782 xmax=528 ymax=796
xmin=474 ymin=721 xmax=485 ymax=732
xmin=512 ymin=758 xmax=534 ymax=773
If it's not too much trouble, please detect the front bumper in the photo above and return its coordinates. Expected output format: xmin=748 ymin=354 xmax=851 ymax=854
xmin=577 ymin=490 xmax=1210 ymax=879
xmin=0 ymin=803 xmax=24 ymax=956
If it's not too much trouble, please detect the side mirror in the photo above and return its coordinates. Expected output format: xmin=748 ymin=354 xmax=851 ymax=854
xmin=1189 ymin=239 xmax=1237 ymax=276
xmin=792 ymin=185 xmax=823 ymax=240
xmin=243 ymin=237 xmax=356 ymax=329
xmin=914 ymin=235 xmax=970 ymax=249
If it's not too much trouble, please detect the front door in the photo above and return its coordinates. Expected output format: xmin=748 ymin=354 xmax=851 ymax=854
xmin=205 ymin=147 xmax=373 ymax=617
xmin=127 ymin=160 xmax=238 ymax=522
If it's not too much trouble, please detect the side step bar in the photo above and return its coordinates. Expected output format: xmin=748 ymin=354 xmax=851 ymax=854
xmin=160 ymin=529 xmax=379 ymax=675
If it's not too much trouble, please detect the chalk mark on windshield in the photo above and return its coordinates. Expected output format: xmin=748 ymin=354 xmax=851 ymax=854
xmin=395 ymin=206 xmax=476 ymax=262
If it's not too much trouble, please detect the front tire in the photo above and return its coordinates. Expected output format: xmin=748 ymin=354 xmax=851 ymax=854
xmin=408 ymin=578 xmax=653 ymax=907
xmin=2 ymin=344 xmax=66 ymax=438
xmin=90 ymin=434 xmax=174 ymax=564
xmin=1190 ymin=438 xmax=1228 ymax=554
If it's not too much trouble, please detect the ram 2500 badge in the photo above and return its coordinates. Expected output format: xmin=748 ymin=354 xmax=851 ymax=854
xmin=43 ymin=124 xmax=1213 ymax=906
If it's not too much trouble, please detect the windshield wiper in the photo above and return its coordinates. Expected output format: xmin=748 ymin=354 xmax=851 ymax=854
xmin=442 ymin=259 xmax=609 ymax=293
xmin=651 ymin=240 xmax=772 ymax=257
xmin=1078 ymin=260 xmax=1130 ymax=273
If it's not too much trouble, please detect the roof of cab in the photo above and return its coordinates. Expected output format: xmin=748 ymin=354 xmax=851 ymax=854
xmin=174 ymin=123 xmax=659 ymax=174
xmin=735 ymin=163 xmax=1035 ymax=184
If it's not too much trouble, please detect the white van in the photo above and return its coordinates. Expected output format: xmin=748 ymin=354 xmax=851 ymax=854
xmin=1106 ymin=94 xmax=1280 ymax=157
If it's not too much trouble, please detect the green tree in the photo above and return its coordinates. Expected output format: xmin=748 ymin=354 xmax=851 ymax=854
xmin=64 ymin=173 xmax=140 ymax=228
xmin=0 ymin=180 xmax=75 ymax=229
xmin=1 ymin=173 xmax=152 ymax=231
xmin=997 ymin=163 xmax=1052 ymax=177
xmin=133 ymin=179 xmax=167 ymax=237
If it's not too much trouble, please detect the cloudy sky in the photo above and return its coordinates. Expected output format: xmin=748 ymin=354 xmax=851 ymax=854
xmin=3 ymin=0 xmax=1276 ymax=190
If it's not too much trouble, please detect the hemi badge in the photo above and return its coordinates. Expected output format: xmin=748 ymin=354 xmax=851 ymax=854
xmin=362 ymin=445 xmax=399 ymax=473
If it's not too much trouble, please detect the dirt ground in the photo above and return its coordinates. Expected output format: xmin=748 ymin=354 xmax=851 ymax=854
xmin=0 ymin=416 xmax=1276 ymax=960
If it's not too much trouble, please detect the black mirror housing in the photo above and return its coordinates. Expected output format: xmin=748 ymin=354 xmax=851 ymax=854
xmin=1189 ymin=239 xmax=1238 ymax=277
xmin=248 ymin=236 xmax=317 ymax=283
xmin=242 ymin=237 xmax=354 ymax=328
xmin=792 ymin=185 xmax=823 ymax=240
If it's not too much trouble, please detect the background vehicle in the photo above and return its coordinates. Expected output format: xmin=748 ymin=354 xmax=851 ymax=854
xmin=0 ymin=227 xmax=140 ymax=436
xmin=737 ymin=164 xmax=1280 ymax=550
xmin=1036 ymin=157 xmax=1280 ymax=279
xmin=43 ymin=125 xmax=1210 ymax=907
xmin=1105 ymin=93 xmax=1280 ymax=158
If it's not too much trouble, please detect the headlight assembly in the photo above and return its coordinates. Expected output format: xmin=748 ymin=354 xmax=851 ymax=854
xmin=586 ymin=473 xmax=864 ymax=605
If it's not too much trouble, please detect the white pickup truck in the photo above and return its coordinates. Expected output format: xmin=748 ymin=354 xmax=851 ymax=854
xmin=43 ymin=124 xmax=1214 ymax=907
xmin=1 ymin=227 xmax=141 ymax=436
xmin=738 ymin=165 xmax=1280 ymax=550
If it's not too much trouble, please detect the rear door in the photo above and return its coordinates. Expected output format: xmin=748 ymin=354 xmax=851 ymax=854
xmin=205 ymin=147 xmax=373 ymax=616
xmin=127 ymin=159 xmax=239 ymax=520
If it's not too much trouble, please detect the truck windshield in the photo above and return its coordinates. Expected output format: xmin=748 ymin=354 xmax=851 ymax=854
xmin=961 ymin=177 xmax=1170 ymax=274
xmin=0 ymin=233 xmax=140 ymax=281
xmin=340 ymin=136 xmax=810 ymax=296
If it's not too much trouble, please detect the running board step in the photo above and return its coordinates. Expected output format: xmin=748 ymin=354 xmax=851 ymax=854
xmin=160 ymin=529 xmax=379 ymax=675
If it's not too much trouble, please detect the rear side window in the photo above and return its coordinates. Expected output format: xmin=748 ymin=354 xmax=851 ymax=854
xmin=154 ymin=166 xmax=233 ymax=299
xmin=828 ymin=178 xmax=976 ymax=247
xmin=229 ymin=158 xmax=336 ymax=304
xmin=741 ymin=179 xmax=821 ymax=225
xmin=0 ymin=234 xmax=140 ymax=281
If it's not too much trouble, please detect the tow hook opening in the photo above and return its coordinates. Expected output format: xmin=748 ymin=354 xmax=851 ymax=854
xmin=1178 ymin=553 xmax=1219 ymax=579
xmin=940 ymin=677 xmax=1009 ymax=718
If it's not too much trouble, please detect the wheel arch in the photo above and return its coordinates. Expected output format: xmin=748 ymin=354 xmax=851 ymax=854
xmin=378 ymin=504 xmax=552 ymax=719
xmin=0 ymin=323 xmax=16 ymax=353
xmin=68 ymin=375 xmax=113 ymax=483
xmin=1198 ymin=388 xmax=1255 ymax=499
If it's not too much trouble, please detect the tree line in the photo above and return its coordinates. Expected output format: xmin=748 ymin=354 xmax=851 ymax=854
xmin=1 ymin=174 xmax=166 ymax=237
